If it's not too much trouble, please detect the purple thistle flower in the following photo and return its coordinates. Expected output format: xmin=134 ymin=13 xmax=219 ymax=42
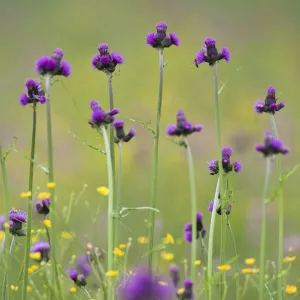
xmin=0 ymin=215 xmax=5 ymax=230
xmin=77 ymin=255 xmax=91 ymax=276
xmin=92 ymin=44 xmax=123 ymax=73
xmin=169 ymin=264 xmax=180 ymax=288
xmin=167 ymin=110 xmax=203 ymax=139
xmin=208 ymin=160 xmax=219 ymax=175
xmin=146 ymin=21 xmax=179 ymax=49
xmin=233 ymin=160 xmax=242 ymax=173
xmin=256 ymin=131 xmax=289 ymax=156
xmin=30 ymin=241 xmax=50 ymax=262
xmin=184 ymin=213 xmax=205 ymax=243
xmin=113 ymin=120 xmax=136 ymax=143
xmin=118 ymin=269 xmax=174 ymax=300
xmin=68 ymin=268 xmax=78 ymax=281
xmin=36 ymin=197 xmax=50 ymax=215
xmin=195 ymin=37 xmax=230 ymax=67
xmin=36 ymin=48 xmax=71 ymax=77
xmin=178 ymin=279 xmax=194 ymax=299
xmin=9 ymin=210 xmax=27 ymax=236
xmin=208 ymin=200 xmax=232 ymax=216
xmin=89 ymin=100 xmax=119 ymax=128
xmin=254 ymin=85 xmax=285 ymax=115
xmin=68 ymin=267 xmax=87 ymax=287
xmin=19 ymin=79 xmax=46 ymax=106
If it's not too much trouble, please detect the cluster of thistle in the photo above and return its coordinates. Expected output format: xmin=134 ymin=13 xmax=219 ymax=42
xmin=184 ymin=213 xmax=206 ymax=243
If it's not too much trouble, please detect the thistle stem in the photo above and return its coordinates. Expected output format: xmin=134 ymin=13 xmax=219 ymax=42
xmin=270 ymin=115 xmax=283 ymax=300
xmin=148 ymin=48 xmax=164 ymax=271
xmin=259 ymin=157 xmax=271 ymax=300
xmin=185 ymin=139 xmax=198 ymax=283
xmin=100 ymin=126 xmax=115 ymax=300
xmin=22 ymin=103 xmax=37 ymax=300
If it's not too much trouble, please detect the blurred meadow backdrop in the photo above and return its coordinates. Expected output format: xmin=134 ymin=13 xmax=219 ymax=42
xmin=1 ymin=0 xmax=300 ymax=298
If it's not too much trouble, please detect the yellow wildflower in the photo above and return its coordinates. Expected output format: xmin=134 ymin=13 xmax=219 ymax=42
xmin=177 ymin=288 xmax=184 ymax=295
xmin=194 ymin=260 xmax=201 ymax=266
xmin=61 ymin=232 xmax=73 ymax=240
xmin=20 ymin=191 xmax=31 ymax=198
xmin=70 ymin=287 xmax=77 ymax=293
xmin=137 ymin=236 xmax=148 ymax=244
xmin=119 ymin=243 xmax=126 ymax=249
xmin=10 ymin=285 xmax=19 ymax=291
xmin=217 ymin=265 xmax=231 ymax=272
xmin=285 ymin=284 xmax=297 ymax=295
xmin=283 ymin=256 xmax=296 ymax=263
xmin=163 ymin=233 xmax=175 ymax=245
xmin=31 ymin=265 xmax=39 ymax=271
xmin=86 ymin=243 xmax=93 ymax=249
xmin=114 ymin=248 xmax=124 ymax=257
xmin=97 ymin=186 xmax=109 ymax=196
xmin=28 ymin=268 xmax=33 ymax=275
xmin=161 ymin=252 xmax=174 ymax=262
xmin=31 ymin=235 xmax=38 ymax=244
xmin=38 ymin=192 xmax=51 ymax=199
xmin=4 ymin=222 xmax=9 ymax=229
xmin=43 ymin=219 xmax=51 ymax=228
xmin=106 ymin=270 xmax=118 ymax=277
xmin=241 ymin=268 xmax=259 ymax=275
xmin=30 ymin=252 xmax=41 ymax=261
xmin=0 ymin=231 xmax=5 ymax=241
xmin=47 ymin=182 xmax=56 ymax=189
xmin=27 ymin=286 xmax=32 ymax=292
xmin=244 ymin=258 xmax=256 ymax=266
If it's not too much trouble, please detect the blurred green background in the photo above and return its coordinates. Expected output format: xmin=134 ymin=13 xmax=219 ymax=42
xmin=1 ymin=0 xmax=300 ymax=298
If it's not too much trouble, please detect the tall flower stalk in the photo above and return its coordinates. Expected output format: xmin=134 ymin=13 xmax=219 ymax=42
xmin=146 ymin=21 xmax=179 ymax=270
xmin=194 ymin=36 xmax=231 ymax=299
xmin=255 ymin=131 xmax=289 ymax=300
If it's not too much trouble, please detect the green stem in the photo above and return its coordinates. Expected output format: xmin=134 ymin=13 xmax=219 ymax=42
xmin=45 ymin=75 xmax=62 ymax=299
xmin=270 ymin=115 xmax=283 ymax=300
xmin=148 ymin=48 xmax=164 ymax=271
xmin=22 ymin=103 xmax=37 ymax=300
xmin=185 ymin=139 xmax=198 ymax=283
xmin=100 ymin=126 xmax=115 ymax=300
xmin=207 ymin=178 xmax=220 ymax=299
xmin=0 ymin=145 xmax=10 ymax=300
xmin=259 ymin=157 xmax=271 ymax=300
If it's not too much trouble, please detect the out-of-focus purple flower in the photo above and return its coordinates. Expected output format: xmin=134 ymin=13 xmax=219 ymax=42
xmin=19 ymin=79 xmax=46 ymax=106
xmin=166 ymin=110 xmax=203 ymax=140
xmin=68 ymin=267 xmax=87 ymax=287
xmin=77 ymin=255 xmax=91 ymax=276
xmin=36 ymin=197 xmax=50 ymax=215
xmin=9 ymin=210 xmax=27 ymax=236
xmin=92 ymin=43 xmax=123 ymax=73
xmin=36 ymin=48 xmax=71 ymax=77
xmin=184 ymin=213 xmax=205 ymax=243
xmin=256 ymin=131 xmax=289 ymax=157
xmin=254 ymin=85 xmax=285 ymax=115
xmin=88 ymin=100 xmax=119 ymax=128
xmin=177 ymin=279 xmax=194 ymax=299
xmin=208 ymin=146 xmax=242 ymax=175
xmin=113 ymin=120 xmax=136 ymax=143
xmin=0 ymin=215 xmax=5 ymax=230
xmin=208 ymin=200 xmax=232 ymax=216
xmin=30 ymin=241 xmax=50 ymax=262
xmin=146 ymin=21 xmax=180 ymax=49
xmin=118 ymin=268 xmax=175 ymax=300
xmin=169 ymin=264 xmax=180 ymax=288
xmin=195 ymin=37 xmax=230 ymax=67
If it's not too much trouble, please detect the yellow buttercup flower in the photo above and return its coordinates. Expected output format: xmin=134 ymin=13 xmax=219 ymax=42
xmin=177 ymin=288 xmax=184 ymax=295
xmin=61 ymin=232 xmax=73 ymax=240
xmin=27 ymin=286 xmax=32 ymax=292
xmin=10 ymin=285 xmax=18 ymax=291
xmin=43 ymin=219 xmax=51 ymax=228
xmin=97 ymin=186 xmax=109 ymax=196
xmin=0 ymin=231 xmax=5 ymax=241
xmin=285 ymin=284 xmax=297 ymax=294
xmin=31 ymin=265 xmax=39 ymax=271
xmin=283 ymin=256 xmax=296 ymax=263
xmin=47 ymin=182 xmax=56 ymax=189
xmin=70 ymin=287 xmax=77 ymax=293
xmin=244 ymin=258 xmax=256 ymax=266
xmin=241 ymin=268 xmax=259 ymax=275
xmin=217 ymin=265 xmax=231 ymax=272
xmin=4 ymin=222 xmax=9 ymax=229
xmin=119 ymin=243 xmax=126 ymax=249
xmin=163 ymin=233 xmax=175 ymax=245
xmin=138 ymin=236 xmax=148 ymax=244
xmin=20 ymin=191 xmax=32 ymax=198
xmin=114 ymin=248 xmax=124 ymax=257
xmin=194 ymin=260 xmax=201 ymax=266
xmin=38 ymin=192 xmax=51 ymax=199
xmin=86 ymin=243 xmax=93 ymax=249
xmin=106 ymin=270 xmax=118 ymax=277
xmin=30 ymin=252 xmax=41 ymax=261
xmin=161 ymin=251 xmax=174 ymax=262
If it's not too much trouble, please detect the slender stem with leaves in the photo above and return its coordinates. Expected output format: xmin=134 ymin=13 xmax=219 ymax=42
xmin=148 ymin=48 xmax=164 ymax=270
xmin=184 ymin=139 xmax=198 ymax=283
xmin=270 ymin=115 xmax=283 ymax=300
xmin=22 ymin=103 xmax=37 ymax=300
xmin=100 ymin=125 xmax=115 ymax=300
xmin=259 ymin=157 xmax=271 ymax=300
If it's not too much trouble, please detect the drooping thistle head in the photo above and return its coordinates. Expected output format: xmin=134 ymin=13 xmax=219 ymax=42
xmin=177 ymin=279 xmax=194 ymax=300
xmin=68 ymin=268 xmax=87 ymax=287
xmin=30 ymin=241 xmax=50 ymax=262
xmin=36 ymin=48 xmax=71 ymax=77
xmin=8 ymin=210 xmax=27 ymax=236
xmin=146 ymin=21 xmax=180 ymax=49
xmin=36 ymin=197 xmax=50 ymax=215
xmin=184 ymin=213 xmax=206 ymax=243
xmin=254 ymin=86 xmax=285 ymax=114
xmin=113 ymin=120 xmax=136 ymax=144
xmin=169 ymin=264 xmax=180 ymax=288
xmin=195 ymin=37 xmax=230 ymax=67
xmin=19 ymin=79 xmax=46 ymax=106
xmin=92 ymin=43 xmax=124 ymax=73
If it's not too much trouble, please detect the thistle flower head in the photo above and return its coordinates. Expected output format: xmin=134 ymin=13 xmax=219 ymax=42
xmin=146 ymin=21 xmax=180 ymax=49
xmin=30 ymin=241 xmax=50 ymax=262
xmin=68 ymin=267 xmax=87 ymax=287
xmin=19 ymin=79 xmax=46 ymax=106
xmin=88 ymin=100 xmax=119 ymax=128
xmin=77 ymin=255 xmax=91 ymax=276
xmin=0 ymin=215 xmax=5 ymax=231
xmin=9 ymin=210 xmax=27 ymax=236
xmin=184 ymin=213 xmax=205 ymax=243
xmin=118 ymin=268 xmax=174 ymax=300
xmin=113 ymin=120 xmax=136 ymax=143
xmin=169 ymin=264 xmax=180 ymax=288
xmin=92 ymin=43 xmax=123 ymax=73
xmin=256 ymin=131 xmax=289 ymax=156
xmin=36 ymin=197 xmax=50 ymax=215
xmin=195 ymin=37 xmax=230 ymax=67
xmin=254 ymin=85 xmax=285 ymax=114
xmin=36 ymin=48 xmax=71 ymax=77
xmin=177 ymin=279 xmax=194 ymax=299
